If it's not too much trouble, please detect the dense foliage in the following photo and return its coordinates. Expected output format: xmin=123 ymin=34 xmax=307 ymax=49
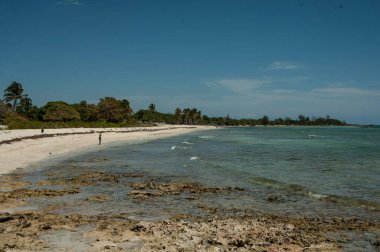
xmin=71 ymin=101 xmax=99 ymax=121
xmin=40 ymin=101 xmax=81 ymax=122
xmin=98 ymin=97 xmax=133 ymax=123
xmin=202 ymin=114 xmax=346 ymax=127
xmin=1 ymin=82 xmax=347 ymax=129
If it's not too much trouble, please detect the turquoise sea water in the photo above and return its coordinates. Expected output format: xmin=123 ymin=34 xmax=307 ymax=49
xmin=22 ymin=126 xmax=380 ymax=221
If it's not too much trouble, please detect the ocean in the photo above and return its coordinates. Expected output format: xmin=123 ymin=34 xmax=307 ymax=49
xmin=22 ymin=126 xmax=380 ymax=221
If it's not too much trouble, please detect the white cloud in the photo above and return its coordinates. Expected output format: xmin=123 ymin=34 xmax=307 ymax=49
xmin=264 ymin=61 xmax=300 ymax=71
xmin=126 ymin=81 xmax=380 ymax=124
xmin=57 ymin=0 xmax=83 ymax=6
xmin=312 ymin=87 xmax=380 ymax=97
xmin=206 ymin=78 xmax=271 ymax=94
xmin=203 ymin=78 xmax=380 ymax=123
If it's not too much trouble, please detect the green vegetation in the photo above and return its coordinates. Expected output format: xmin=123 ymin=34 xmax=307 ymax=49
xmin=1 ymin=81 xmax=347 ymax=129
xmin=3 ymin=82 xmax=26 ymax=111
xmin=97 ymin=97 xmax=133 ymax=123
xmin=41 ymin=101 xmax=81 ymax=122
xmin=202 ymin=114 xmax=346 ymax=127
xmin=71 ymin=101 xmax=99 ymax=122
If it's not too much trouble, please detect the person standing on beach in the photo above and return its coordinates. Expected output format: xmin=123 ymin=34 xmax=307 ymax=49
xmin=98 ymin=133 xmax=102 ymax=145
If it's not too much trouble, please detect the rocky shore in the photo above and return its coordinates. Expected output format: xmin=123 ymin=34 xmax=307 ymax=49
xmin=1 ymin=170 xmax=379 ymax=251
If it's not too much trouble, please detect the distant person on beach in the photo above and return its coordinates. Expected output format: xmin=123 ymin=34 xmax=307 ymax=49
xmin=98 ymin=133 xmax=102 ymax=145
xmin=41 ymin=128 xmax=44 ymax=134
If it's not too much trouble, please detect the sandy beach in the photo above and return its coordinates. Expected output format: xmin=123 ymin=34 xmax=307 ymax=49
xmin=0 ymin=125 xmax=211 ymax=175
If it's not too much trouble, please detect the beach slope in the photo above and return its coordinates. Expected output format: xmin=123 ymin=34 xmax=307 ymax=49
xmin=0 ymin=125 xmax=211 ymax=175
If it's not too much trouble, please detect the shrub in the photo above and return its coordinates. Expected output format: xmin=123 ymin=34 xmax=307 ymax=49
xmin=41 ymin=101 xmax=81 ymax=122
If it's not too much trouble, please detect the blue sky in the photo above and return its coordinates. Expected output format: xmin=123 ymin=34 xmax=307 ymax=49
xmin=1 ymin=0 xmax=379 ymax=124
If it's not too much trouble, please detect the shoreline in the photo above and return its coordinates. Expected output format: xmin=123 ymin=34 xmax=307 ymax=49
xmin=0 ymin=125 xmax=213 ymax=175
xmin=0 ymin=126 xmax=379 ymax=251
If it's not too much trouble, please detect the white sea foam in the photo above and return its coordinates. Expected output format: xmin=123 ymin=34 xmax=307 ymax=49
xmin=171 ymin=145 xmax=192 ymax=150
xmin=308 ymin=134 xmax=325 ymax=138
xmin=308 ymin=191 xmax=327 ymax=199
xmin=199 ymin=135 xmax=213 ymax=139
xmin=182 ymin=141 xmax=194 ymax=145
xmin=308 ymin=134 xmax=318 ymax=137
xmin=190 ymin=156 xmax=199 ymax=160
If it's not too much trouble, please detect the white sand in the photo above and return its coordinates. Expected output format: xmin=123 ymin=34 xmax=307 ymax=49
xmin=0 ymin=125 xmax=212 ymax=175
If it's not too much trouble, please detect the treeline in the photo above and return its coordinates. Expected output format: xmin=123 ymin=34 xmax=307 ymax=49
xmin=133 ymin=107 xmax=203 ymax=125
xmin=0 ymin=82 xmax=138 ymax=128
xmin=134 ymin=108 xmax=346 ymax=127
xmin=0 ymin=81 xmax=346 ymax=129
xmin=206 ymin=114 xmax=346 ymax=126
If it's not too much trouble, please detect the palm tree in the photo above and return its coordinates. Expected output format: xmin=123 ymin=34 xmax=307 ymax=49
xmin=175 ymin=108 xmax=182 ymax=124
xmin=16 ymin=95 xmax=34 ymax=118
xmin=189 ymin=108 xmax=197 ymax=125
xmin=193 ymin=110 xmax=202 ymax=125
xmin=148 ymin=103 xmax=156 ymax=112
xmin=4 ymin=82 xmax=26 ymax=111
xmin=182 ymin=108 xmax=190 ymax=125
xmin=148 ymin=103 xmax=156 ymax=122
xmin=261 ymin=115 xmax=269 ymax=126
